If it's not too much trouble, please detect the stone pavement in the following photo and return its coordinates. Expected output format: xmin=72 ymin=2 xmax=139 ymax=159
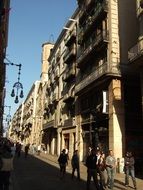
xmin=9 ymin=152 xmax=143 ymax=190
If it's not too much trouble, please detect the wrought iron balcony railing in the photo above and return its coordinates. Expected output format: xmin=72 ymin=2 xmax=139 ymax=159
xmin=78 ymin=0 xmax=108 ymax=38
xmin=77 ymin=30 xmax=109 ymax=67
xmin=43 ymin=119 xmax=55 ymax=130
xmin=63 ymin=88 xmax=75 ymax=102
xmin=52 ymin=93 xmax=59 ymax=102
xmin=63 ymin=66 xmax=75 ymax=82
xmin=64 ymin=47 xmax=76 ymax=63
xmin=64 ymin=28 xmax=76 ymax=46
xmin=63 ymin=117 xmax=75 ymax=128
xmin=54 ymin=68 xmax=60 ymax=79
xmin=79 ymin=0 xmax=108 ymax=25
xmin=128 ymin=38 xmax=143 ymax=62
xmin=75 ymin=61 xmax=120 ymax=94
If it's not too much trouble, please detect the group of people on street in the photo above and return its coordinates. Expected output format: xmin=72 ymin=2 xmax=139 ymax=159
xmin=58 ymin=149 xmax=80 ymax=180
xmin=58 ymin=147 xmax=137 ymax=190
xmin=0 ymin=136 xmax=137 ymax=190
xmin=86 ymin=148 xmax=137 ymax=190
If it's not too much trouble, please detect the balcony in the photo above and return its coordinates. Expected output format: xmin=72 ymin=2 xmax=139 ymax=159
xmin=63 ymin=46 xmax=76 ymax=63
xmin=79 ymin=1 xmax=108 ymax=38
xmin=64 ymin=28 xmax=76 ymax=47
xmin=79 ymin=0 xmax=108 ymax=25
xmin=63 ymin=94 xmax=74 ymax=103
xmin=52 ymin=93 xmax=59 ymax=103
xmin=63 ymin=117 xmax=75 ymax=128
xmin=128 ymin=38 xmax=143 ymax=66
xmin=43 ymin=119 xmax=56 ymax=130
xmin=50 ymin=75 xmax=55 ymax=85
xmin=48 ymin=97 xmax=53 ymax=106
xmin=77 ymin=30 xmax=109 ymax=68
xmin=81 ymin=116 xmax=95 ymax=125
xmin=63 ymin=88 xmax=75 ymax=103
xmin=63 ymin=66 xmax=75 ymax=82
xmin=75 ymin=62 xmax=120 ymax=94
xmin=54 ymin=68 xmax=60 ymax=80
xmin=56 ymin=51 xmax=61 ymax=62
xmin=46 ymin=81 xmax=51 ymax=90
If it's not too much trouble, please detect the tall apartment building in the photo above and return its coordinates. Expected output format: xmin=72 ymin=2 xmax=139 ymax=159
xmin=42 ymin=0 xmax=129 ymax=160
xmin=10 ymin=81 xmax=42 ymax=144
xmin=40 ymin=9 xmax=81 ymax=158
xmin=0 ymin=0 xmax=10 ymax=135
xmin=9 ymin=103 xmax=24 ymax=142
xmin=9 ymin=1 xmax=143 ymax=169
xmin=75 ymin=0 xmax=126 ymax=160
xmin=74 ymin=0 xmax=142 ymax=165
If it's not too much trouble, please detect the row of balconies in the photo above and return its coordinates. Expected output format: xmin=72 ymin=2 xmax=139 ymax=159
xmin=46 ymin=92 xmax=59 ymax=107
xmin=63 ymin=87 xmax=75 ymax=103
xmin=49 ymin=74 xmax=55 ymax=85
xmin=54 ymin=68 xmax=60 ymax=80
xmin=77 ymin=30 xmax=109 ymax=67
xmin=43 ymin=117 xmax=76 ymax=129
xmin=63 ymin=117 xmax=75 ymax=128
xmin=56 ymin=50 xmax=61 ymax=62
xmin=75 ymin=61 xmax=121 ymax=94
xmin=63 ymin=66 xmax=75 ymax=82
xmin=48 ymin=68 xmax=60 ymax=85
xmin=48 ymin=62 xmax=121 ymax=105
xmin=43 ymin=119 xmax=55 ymax=130
xmin=128 ymin=38 xmax=143 ymax=64
xmin=63 ymin=45 xmax=76 ymax=63
xmin=52 ymin=92 xmax=59 ymax=103
xmin=64 ymin=28 xmax=76 ymax=47
xmin=78 ymin=1 xmax=108 ymax=39
xmin=79 ymin=0 xmax=108 ymax=25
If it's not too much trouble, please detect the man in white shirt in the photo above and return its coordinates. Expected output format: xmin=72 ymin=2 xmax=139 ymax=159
xmin=105 ymin=149 xmax=116 ymax=189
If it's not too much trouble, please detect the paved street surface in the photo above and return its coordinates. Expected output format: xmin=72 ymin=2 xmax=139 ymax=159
xmin=9 ymin=152 xmax=143 ymax=190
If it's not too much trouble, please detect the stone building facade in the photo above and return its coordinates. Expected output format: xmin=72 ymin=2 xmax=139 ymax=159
xmin=9 ymin=1 xmax=143 ymax=170
xmin=0 ymin=0 xmax=10 ymax=135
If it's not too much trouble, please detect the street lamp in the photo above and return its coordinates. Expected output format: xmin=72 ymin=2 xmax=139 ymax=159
xmin=5 ymin=58 xmax=24 ymax=103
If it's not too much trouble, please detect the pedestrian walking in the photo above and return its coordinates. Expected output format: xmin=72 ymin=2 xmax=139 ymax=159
xmin=124 ymin=151 xmax=137 ymax=189
xmin=37 ymin=144 xmax=41 ymax=155
xmin=106 ymin=149 xmax=116 ymax=189
xmin=87 ymin=146 xmax=92 ymax=156
xmin=30 ymin=143 xmax=35 ymax=155
xmin=71 ymin=150 xmax=80 ymax=180
xmin=97 ymin=152 xmax=107 ymax=190
xmin=58 ymin=149 xmax=68 ymax=179
xmin=10 ymin=142 xmax=16 ymax=157
xmin=15 ymin=142 xmax=22 ymax=158
xmin=0 ymin=143 xmax=13 ymax=190
xmin=24 ymin=144 xmax=30 ymax=158
xmin=85 ymin=148 xmax=99 ymax=190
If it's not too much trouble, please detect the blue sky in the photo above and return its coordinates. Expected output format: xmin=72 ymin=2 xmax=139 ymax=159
xmin=5 ymin=0 xmax=77 ymax=118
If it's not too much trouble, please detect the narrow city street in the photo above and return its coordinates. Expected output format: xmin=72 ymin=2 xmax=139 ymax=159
xmin=9 ymin=152 xmax=143 ymax=190
xmin=10 ymin=153 xmax=86 ymax=190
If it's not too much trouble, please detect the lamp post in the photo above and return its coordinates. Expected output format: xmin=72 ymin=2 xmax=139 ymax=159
xmin=5 ymin=58 xmax=24 ymax=103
